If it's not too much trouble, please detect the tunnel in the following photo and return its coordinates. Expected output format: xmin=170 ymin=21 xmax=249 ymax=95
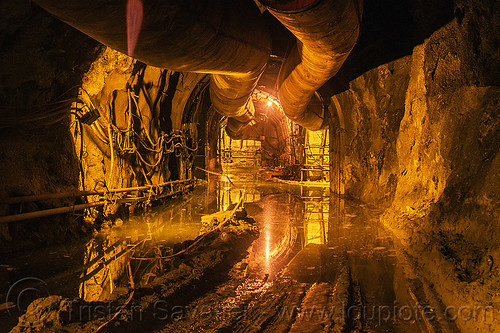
xmin=0 ymin=0 xmax=498 ymax=332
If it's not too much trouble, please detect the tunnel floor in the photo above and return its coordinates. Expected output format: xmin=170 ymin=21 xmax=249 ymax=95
xmin=2 ymin=169 xmax=458 ymax=332
xmin=156 ymin=172 xmax=443 ymax=332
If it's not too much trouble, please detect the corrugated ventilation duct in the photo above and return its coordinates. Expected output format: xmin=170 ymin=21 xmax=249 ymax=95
xmin=259 ymin=0 xmax=362 ymax=130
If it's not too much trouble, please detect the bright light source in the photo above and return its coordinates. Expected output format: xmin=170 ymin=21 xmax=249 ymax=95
xmin=267 ymin=100 xmax=272 ymax=106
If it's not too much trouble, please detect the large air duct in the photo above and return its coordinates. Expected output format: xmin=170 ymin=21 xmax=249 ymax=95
xmin=33 ymin=0 xmax=271 ymax=138
xmin=259 ymin=0 xmax=361 ymax=130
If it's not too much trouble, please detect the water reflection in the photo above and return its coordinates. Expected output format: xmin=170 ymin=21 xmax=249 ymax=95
xmin=1 ymin=174 xmax=398 ymax=304
xmin=300 ymin=186 xmax=330 ymax=246
xmin=2 ymin=164 xmax=445 ymax=333
xmin=76 ymin=173 xmax=338 ymax=299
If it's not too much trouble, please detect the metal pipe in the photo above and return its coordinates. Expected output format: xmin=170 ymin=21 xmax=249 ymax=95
xmin=0 ymin=181 xmax=194 ymax=224
xmin=33 ymin=0 xmax=271 ymax=138
xmin=0 ymin=201 xmax=106 ymax=224
xmin=1 ymin=179 xmax=193 ymax=204
xmin=259 ymin=0 xmax=361 ymax=130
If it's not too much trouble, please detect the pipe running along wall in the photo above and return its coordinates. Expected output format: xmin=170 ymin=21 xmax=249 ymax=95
xmin=33 ymin=0 xmax=271 ymax=139
xmin=260 ymin=0 xmax=361 ymax=130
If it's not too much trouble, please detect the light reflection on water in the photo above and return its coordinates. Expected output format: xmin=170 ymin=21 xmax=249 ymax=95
xmin=79 ymin=175 xmax=334 ymax=296
xmin=3 ymin=169 xmax=425 ymax=332
xmin=0 ymin=175 xmax=335 ymax=303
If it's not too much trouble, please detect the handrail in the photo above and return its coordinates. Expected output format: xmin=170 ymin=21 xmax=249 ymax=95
xmin=1 ymin=179 xmax=193 ymax=204
xmin=0 ymin=179 xmax=194 ymax=224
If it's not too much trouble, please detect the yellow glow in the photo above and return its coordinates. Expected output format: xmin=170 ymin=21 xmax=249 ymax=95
xmin=267 ymin=100 xmax=272 ymax=106
xmin=265 ymin=228 xmax=271 ymax=272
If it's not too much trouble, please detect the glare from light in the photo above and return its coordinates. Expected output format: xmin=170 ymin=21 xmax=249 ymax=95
xmin=265 ymin=230 xmax=270 ymax=271
xmin=266 ymin=100 xmax=272 ymax=107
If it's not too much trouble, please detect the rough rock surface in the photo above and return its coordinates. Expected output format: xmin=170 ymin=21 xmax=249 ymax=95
xmin=328 ymin=1 xmax=499 ymax=331
xmin=0 ymin=2 xmax=101 ymax=251
xmin=0 ymin=2 xmax=204 ymax=251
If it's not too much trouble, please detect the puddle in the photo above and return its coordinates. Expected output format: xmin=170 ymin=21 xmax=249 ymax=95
xmin=2 ymin=168 xmax=435 ymax=332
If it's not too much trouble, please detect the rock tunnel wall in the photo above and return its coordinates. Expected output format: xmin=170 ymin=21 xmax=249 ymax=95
xmin=328 ymin=0 xmax=499 ymax=331
xmin=329 ymin=58 xmax=410 ymax=204
xmin=0 ymin=3 xmax=206 ymax=252
xmin=0 ymin=3 xmax=100 ymax=252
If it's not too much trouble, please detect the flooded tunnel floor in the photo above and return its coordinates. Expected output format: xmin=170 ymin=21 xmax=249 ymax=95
xmin=2 ymin=171 xmax=452 ymax=332
xmin=155 ymin=184 xmax=436 ymax=333
xmin=152 ymin=170 xmax=448 ymax=332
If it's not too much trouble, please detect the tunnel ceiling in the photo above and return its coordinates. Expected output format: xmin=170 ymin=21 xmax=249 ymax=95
xmin=31 ymin=0 xmax=366 ymax=137
xmin=0 ymin=0 xmax=467 ymax=136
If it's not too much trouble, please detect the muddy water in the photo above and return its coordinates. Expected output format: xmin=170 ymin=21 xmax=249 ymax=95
xmin=158 ymin=175 xmax=453 ymax=332
xmin=1 ymin=172 xmax=449 ymax=332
